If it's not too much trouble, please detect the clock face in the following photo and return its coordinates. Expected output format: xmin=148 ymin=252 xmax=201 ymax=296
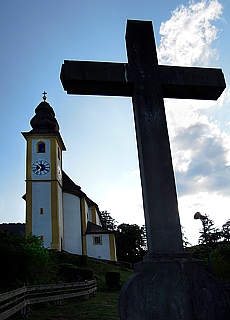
xmin=32 ymin=160 xmax=50 ymax=175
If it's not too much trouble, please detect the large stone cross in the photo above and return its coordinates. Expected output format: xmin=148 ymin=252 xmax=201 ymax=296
xmin=60 ymin=20 xmax=225 ymax=253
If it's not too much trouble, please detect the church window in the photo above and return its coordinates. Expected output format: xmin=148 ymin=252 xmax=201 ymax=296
xmin=40 ymin=208 xmax=44 ymax=214
xmin=93 ymin=236 xmax=102 ymax=245
xmin=37 ymin=141 xmax=46 ymax=153
xmin=58 ymin=147 xmax=61 ymax=160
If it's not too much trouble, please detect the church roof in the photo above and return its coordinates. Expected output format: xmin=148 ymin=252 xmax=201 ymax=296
xmin=62 ymin=171 xmax=86 ymax=198
xmin=22 ymin=94 xmax=66 ymax=150
xmin=62 ymin=171 xmax=103 ymax=223
xmin=85 ymin=221 xmax=114 ymax=234
xmin=30 ymin=99 xmax=60 ymax=133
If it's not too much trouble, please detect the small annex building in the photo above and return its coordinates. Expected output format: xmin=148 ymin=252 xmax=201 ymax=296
xmin=22 ymin=94 xmax=117 ymax=261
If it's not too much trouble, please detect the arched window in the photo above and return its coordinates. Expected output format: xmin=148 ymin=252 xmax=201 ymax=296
xmin=37 ymin=141 xmax=46 ymax=153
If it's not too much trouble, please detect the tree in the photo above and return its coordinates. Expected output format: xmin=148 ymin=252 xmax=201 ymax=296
xmin=198 ymin=217 xmax=221 ymax=247
xmin=221 ymin=220 xmax=230 ymax=243
xmin=21 ymin=234 xmax=58 ymax=285
xmin=115 ymin=223 xmax=147 ymax=264
xmin=181 ymin=226 xmax=191 ymax=248
xmin=100 ymin=211 xmax=147 ymax=264
xmin=100 ymin=210 xmax=117 ymax=231
xmin=0 ymin=231 xmax=58 ymax=291
xmin=209 ymin=244 xmax=230 ymax=282
xmin=187 ymin=216 xmax=230 ymax=281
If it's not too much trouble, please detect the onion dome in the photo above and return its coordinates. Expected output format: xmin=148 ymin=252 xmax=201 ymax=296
xmin=30 ymin=92 xmax=59 ymax=133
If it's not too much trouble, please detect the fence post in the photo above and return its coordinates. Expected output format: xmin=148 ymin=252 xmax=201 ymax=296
xmin=55 ymin=299 xmax=63 ymax=306
xmin=20 ymin=284 xmax=29 ymax=318
xmin=20 ymin=305 xmax=30 ymax=318
xmin=83 ymin=280 xmax=89 ymax=300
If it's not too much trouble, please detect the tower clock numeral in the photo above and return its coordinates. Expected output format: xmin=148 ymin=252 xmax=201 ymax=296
xmin=32 ymin=160 xmax=50 ymax=175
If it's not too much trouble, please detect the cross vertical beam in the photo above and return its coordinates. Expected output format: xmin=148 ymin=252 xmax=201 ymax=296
xmin=126 ymin=20 xmax=183 ymax=252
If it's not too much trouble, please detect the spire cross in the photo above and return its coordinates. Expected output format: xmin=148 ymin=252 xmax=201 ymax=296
xmin=42 ymin=91 xmax=47 ymax=101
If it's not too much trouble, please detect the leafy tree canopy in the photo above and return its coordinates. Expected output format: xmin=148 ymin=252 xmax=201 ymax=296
xmin=100 ymin=211 xmax=148 ymax=264
xmin=116 ymin=223 xmax=147 ymax=264
xmin=100 ymin=210 xmax=117 ymax=231
xmin=0 ymin=231 xmax=58 ymax=291
xmin=187 ymin=217 xmax=230 ymax=282
xmin=222 ymin=219 xmax=230 ymax=243
xmin=198 ymin=217 xmax=222 ymax=247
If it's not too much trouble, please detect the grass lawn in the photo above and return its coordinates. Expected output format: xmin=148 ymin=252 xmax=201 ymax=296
xmin=17 ymin=289 xmax=121 ymax=320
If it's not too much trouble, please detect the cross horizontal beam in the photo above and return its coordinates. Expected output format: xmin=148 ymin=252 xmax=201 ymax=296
xmin=60 ymin=60 xmax=226 ymax=100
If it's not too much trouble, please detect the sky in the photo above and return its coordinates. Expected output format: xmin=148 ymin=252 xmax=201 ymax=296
xmin=0 ymin=0 xmax=230 ymax=246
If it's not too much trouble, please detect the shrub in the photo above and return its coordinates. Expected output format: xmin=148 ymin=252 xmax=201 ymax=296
xmin=56 ymin=251 xmax=88 ymax=267
xmin=56 ymin=250 xmax=69 ymax=263
xmin=78 ymin=255 xmax=88 ymax=267
xmin=58 ymin=263 xmax=94 ymax=282
xmin=105 ymin=272 xmax=120 ymax=288
xmin=116 ymin=261 xmax=132 ymax=269
xmin=210 ymin=244 xmax=230 ymax=282
xmin=0 ymin=231 xmax=58 ymax=291
xmin=59 ymin=263 xmax=80 ymax=282
xmin=78 ymin=267 xmax=93 ymax=280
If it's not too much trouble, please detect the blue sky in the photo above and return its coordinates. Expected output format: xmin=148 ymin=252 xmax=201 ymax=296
xmin=0 ymin=0 xmax=230 ymax=245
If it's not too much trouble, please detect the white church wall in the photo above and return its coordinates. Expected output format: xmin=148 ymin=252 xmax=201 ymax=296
xmin=95 ymin=211 xmax=102 ymax=226
xmin=86 ymin=234 xmax=110 ymax=260
xmin=63 ymin=192 xmax=82 ymax=254
xmin=87 ymin=206 xmax=92 ymax=222
xmin=86 ymin=202 xmax=92 ymax=222
xmin=81 ymin=199 xmax=88 ymax=233
xmin=32 ymin=182 xmax=52 ymax=248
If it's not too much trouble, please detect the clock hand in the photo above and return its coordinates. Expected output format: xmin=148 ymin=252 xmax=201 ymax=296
xmin=36 ymin=162 xmax=42 ymax=171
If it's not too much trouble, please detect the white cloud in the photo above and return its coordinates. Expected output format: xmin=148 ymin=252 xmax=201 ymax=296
xmin=174 ymin=123 xmax=230 ymax=196
xmin=217 ymin=85 xmax=230 ymax=107
xmin=154 ymin=1 xmax=230 ymax=244
xmin=158 ymin=0 xmax=223 ymax=66
xmin=100 ymin=185 xmax=144 ymax=226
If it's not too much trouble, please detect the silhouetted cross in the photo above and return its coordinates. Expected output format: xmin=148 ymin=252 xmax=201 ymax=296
xmin=42 ymin=91 xmax=47 ymax=101
xmin=60 ymin=20 xmax=225 ymax=253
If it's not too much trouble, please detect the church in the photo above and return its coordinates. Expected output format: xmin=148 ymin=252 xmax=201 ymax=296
xmin=22 ymin=93 xmax=117 ymax=261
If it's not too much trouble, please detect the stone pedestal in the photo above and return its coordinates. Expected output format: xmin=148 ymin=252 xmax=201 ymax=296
xmin=118 ymin=253 xmax=230 ymax=319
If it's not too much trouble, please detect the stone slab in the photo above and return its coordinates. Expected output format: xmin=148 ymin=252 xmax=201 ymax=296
xmin=119 ymin=258 xmax=230 ymax=319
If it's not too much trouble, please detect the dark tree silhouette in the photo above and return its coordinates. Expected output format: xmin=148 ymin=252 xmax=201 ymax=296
xmin=100 ymin=210 xmax=117 ymax=231
xmin=116 ymin=223 xmax=147 ymax=264
xmin=221 ymin=220 xmax=230 ymax=243
xmin=198 ymin=217 xmax=221 ymax=247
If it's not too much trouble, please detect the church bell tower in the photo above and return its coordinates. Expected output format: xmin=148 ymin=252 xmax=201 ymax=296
xmin=22 ymin=92 xmax=66 ymax=250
